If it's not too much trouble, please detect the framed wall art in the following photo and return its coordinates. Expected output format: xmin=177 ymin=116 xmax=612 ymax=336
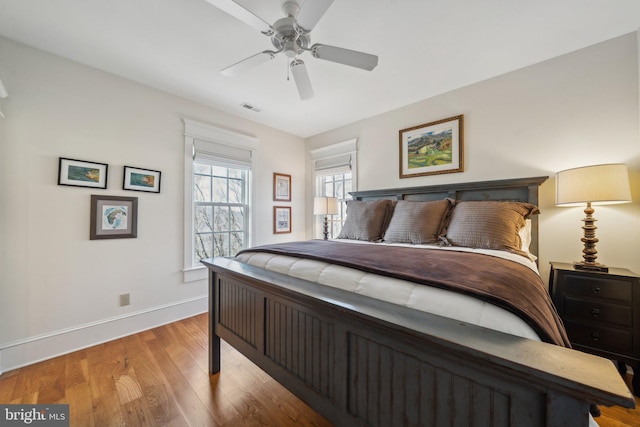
xmin=123 ymin=166 xmax=161 ymax=193
xmin=90 ymin=195 xmax=138 ymax=240
xmin=273 ymin=172 xmax=291 ymax=202
xmin=273 ymin=206 xmax=291 ymax=234
xmin=58 ymin=157 xmax=108 ymax=189
xmin=399 ymin=114 xmax=464 ymax=178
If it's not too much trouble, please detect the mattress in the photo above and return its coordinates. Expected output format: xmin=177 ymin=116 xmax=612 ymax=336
xmin=236 ymin=240 xmax=542 ymax=342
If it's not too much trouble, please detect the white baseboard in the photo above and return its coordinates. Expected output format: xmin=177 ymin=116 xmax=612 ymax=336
xmin=0 ymin=295 xmax=208 ymax=375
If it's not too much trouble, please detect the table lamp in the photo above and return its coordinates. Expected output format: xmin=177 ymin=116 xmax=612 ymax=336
xmin=313 ymin=196 xmax=339 ymax=240
xmin=555 ymin=163 xmax=631 ymax=272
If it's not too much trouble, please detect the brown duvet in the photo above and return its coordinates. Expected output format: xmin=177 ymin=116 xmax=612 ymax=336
xmin=238 ymin=240 xmax=570 ymax=347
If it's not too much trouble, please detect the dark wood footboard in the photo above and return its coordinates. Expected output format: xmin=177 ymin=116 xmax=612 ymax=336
xmin=203 ymin=257 xmax=635 ymax=427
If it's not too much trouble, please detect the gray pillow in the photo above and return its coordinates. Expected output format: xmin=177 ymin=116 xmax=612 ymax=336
xmin=440 ymin=201 xmax=540 ymax=255
xmin=337 ymin=200 xmax=392 ymax=241
xmin=383 ymin=199 xmax=452 ymax=244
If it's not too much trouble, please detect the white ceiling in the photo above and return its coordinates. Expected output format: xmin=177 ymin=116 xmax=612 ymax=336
xmin=0 ymin=0 xmax=639 ymax=138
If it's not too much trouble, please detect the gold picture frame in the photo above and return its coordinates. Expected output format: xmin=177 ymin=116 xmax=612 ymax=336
xmin=399 ymin=115 xmax=464 ymax=178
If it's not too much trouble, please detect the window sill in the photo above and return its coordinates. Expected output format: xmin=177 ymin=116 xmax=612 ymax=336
xmin=183 ymin=265 xmax=208 ymax=283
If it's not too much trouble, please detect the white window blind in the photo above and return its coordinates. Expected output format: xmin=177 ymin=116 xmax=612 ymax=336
xmin=311 ymin=138 xmax=357 ymax=177
xmin=314 ymin=153 xmax=352 ymax=176
xmin=193 ymin=139 xmax=253 ymax=169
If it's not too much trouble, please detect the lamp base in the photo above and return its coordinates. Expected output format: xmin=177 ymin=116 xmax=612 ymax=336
xmin=573 ymin=261 xmax=608 ymax=273
xmin=322 ymin=215 xmax=329 ymax=240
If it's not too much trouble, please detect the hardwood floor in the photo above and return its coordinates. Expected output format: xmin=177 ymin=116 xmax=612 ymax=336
xmin=0 ymin=313 xmax=638 ymax=426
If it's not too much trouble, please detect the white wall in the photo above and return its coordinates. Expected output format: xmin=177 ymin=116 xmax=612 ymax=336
xmin=306 ymin=33 xmax=640 ymax=284
xmin=2 ymin=31 xmax=639 ymax=373
xmin=0 ymin=37 xmax=305 ymax=372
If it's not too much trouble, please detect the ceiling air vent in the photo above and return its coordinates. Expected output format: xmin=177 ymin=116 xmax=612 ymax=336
xmin=240 ymin=102 xmax=262 ymax=113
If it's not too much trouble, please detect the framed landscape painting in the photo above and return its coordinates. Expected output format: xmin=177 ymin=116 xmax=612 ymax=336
xmin=90 ymin=195 xmax=138 ymax=240
xmin=58 ymin=157 xmax=108 ymax=189
xmin=399 ymin=115 xmax=464 ymax=178
xmin=123 ymin=166 xmax=161 ymax=193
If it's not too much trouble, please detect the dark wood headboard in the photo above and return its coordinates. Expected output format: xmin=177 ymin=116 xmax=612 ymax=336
xmin=350 ymin=176 xmax=549 ymax=259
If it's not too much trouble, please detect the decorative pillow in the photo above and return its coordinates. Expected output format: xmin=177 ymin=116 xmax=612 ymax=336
xmin=383 ymin=199 xmax=453 ymax=244
xmin=440 ymin=201 xmax=540 ymax=255
xmin=336 ymin=199 xmax=392 ymax=241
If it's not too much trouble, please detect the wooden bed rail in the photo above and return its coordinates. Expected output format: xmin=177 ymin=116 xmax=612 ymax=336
xmin=203 ymin=257 xmax=635 ymax=427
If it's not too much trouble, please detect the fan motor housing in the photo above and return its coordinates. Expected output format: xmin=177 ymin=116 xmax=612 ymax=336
xmin=271 ymin=16 xmax=309 ymax=56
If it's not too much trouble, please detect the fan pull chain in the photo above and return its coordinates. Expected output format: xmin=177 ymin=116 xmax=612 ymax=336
xmin=286 ymin=58 xmax=290 ymax=81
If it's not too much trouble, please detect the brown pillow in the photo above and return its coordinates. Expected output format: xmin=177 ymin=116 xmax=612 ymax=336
xmin=440 ymin=201 xmax=540 ymax=255
xmin=336 ymin=200 xmax=392 ymax=241
xmin=383 ymin=199 xmax=452 ymax=244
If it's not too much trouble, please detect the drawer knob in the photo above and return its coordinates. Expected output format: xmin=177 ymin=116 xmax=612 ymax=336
xmin=591 ymin=308 xmax=600 ymax=318
xmin=591 ymin=287 xmax=601 ymax=294
xmin=591 ymin=332 xmax=600 ymax=341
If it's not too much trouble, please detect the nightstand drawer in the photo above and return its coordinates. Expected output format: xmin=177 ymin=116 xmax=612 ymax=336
xmin=562 ymin=274 xmax=632 ymax=302
xmin=564 ymin=321 xmax=633 ymax=354
xmin=564 ymin=297 xmax=632 ymax=327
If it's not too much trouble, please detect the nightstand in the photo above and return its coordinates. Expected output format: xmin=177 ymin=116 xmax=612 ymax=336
xmin=549 ymin=262 xmax=640 ymax=396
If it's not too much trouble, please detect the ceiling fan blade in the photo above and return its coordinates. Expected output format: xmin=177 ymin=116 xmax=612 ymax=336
xmin=290 ymin=59 xmax=314 ymax=100
xmin=204 ymin=0 xmax=273 ymax=36
xmin=311 ymin=43 xmax=378 ymax=71
xmin=221 ymin=51 xmax=276 ymax=77
xmin=296 ymin=0 xmax=334 ymax=32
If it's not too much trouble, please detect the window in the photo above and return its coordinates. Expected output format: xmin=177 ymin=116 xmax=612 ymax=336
xmin=183 ymin=119 xmax=257 ymax=282
xmin=310 ymin=139 xmax=357 ymax=239
xmin=193 ymin=163 xmax=249 ymax=261
xmin=317 ymin=171 xmax=352 ymax=239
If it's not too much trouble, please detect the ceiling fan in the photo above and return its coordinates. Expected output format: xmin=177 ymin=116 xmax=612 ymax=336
xmin=205 ymin=0 xmax=379 ymax=100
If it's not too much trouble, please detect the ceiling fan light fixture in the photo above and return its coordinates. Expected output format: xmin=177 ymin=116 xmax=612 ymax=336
xmin=208 ymin=0 xmax=377 ymax=98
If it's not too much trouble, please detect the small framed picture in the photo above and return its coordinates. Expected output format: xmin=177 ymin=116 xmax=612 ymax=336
xmin=90 ymin=195 xmax=138 ymax=240
xmin=58 ymin=157 xmax=108 ymax=189
xmin=399 ymin=114 xmax=464 ymax=178
xmin=123 ymin=166 xmax=161 ymax=193
xmin=273 ymin=206 xmax=291 ymax=234
xmin=273 ymin=172 xmax=291 ymax=202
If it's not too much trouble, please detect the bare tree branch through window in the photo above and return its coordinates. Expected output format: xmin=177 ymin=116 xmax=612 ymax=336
xmin=194 ymin=162 xmax=248 ymax=261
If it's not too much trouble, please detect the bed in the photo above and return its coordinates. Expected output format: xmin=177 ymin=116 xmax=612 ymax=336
xmin=202 ymin=176 xmax=635 ymax=426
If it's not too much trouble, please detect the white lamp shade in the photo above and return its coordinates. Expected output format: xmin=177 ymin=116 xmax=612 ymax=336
xmin=556 ymin=164 xmax=632 ymax=206
xmin=314 ymin=196 xmax=339 ymax=215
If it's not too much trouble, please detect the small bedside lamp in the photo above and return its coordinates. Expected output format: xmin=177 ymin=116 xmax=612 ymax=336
xmin=555 ymin=163 xmax=632 ymax=272
xmin=314 ymin=196 xmax=339 ymax=240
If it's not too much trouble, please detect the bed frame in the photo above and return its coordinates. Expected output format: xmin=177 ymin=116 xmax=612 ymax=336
xmin=202 ymin=176 xmax=634 ymax=426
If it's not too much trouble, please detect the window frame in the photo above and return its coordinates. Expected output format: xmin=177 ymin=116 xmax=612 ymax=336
xmin=315 ymin=171 xmax=353 ymax=239
xmin=183 ymin=119 xmax=258 ymax=283
xmin=193 ymin=164 xmax=250 ymax=262
xmin=310 ymin=139 xmax=357 ymax=240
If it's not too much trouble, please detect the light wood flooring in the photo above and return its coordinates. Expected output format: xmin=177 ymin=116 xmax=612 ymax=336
xmin=0 ymin=313 xmax=638 ymax=426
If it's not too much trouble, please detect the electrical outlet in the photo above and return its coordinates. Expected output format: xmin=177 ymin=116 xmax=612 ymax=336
xmin=119 ymin=293 xmax=130 ymax=306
